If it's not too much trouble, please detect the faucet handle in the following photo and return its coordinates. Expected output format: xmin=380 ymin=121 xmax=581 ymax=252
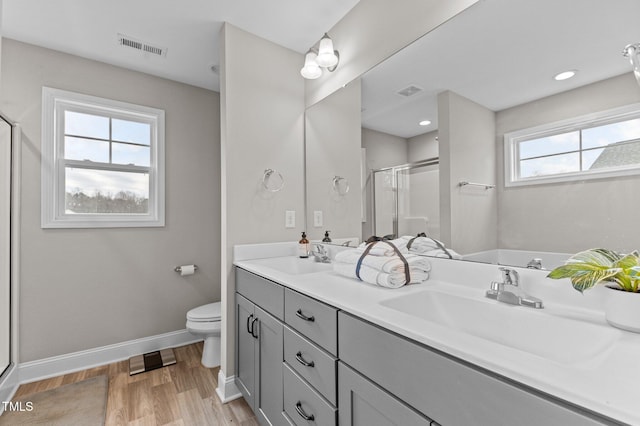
xmin=499 ymin=267 xmax=519 ymax=286
xmin=313 ymin=243 xmax=327 ymax=254
xmin=490 ymin=281 xmax=502 ymax=292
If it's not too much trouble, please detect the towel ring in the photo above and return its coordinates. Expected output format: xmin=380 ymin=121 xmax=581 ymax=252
xmin=332 ymin=176 xmax=349 ymax=196
xmin=262 ymin=169 xmax=285 ymax=192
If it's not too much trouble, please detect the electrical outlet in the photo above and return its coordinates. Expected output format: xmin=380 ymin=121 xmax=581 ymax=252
xmin=313 ymin=210 xmax=323 ymax=227
xmin=285 ymin=210 xmax=296 ymax=228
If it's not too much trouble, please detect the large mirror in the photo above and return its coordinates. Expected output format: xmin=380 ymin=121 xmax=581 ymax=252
xmin=306 ymin=0 xmax=640 ymax=269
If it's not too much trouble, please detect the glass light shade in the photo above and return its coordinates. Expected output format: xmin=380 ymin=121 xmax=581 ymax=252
xmin=625 ymin=44 xmax=640 ymax=86
xmin=300 ymin=50 xmax=322 ymax=79
xmin=316 ymin=34 xmax=338 ymax=68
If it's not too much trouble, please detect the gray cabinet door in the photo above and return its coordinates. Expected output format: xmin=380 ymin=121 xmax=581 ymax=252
xmin=256 ymin=306 xmax=285 ymax=426
xmin=236 ymin=293 xmax=257 ymax=410
xmin=338 ymin=362 xmax=431 ymax=426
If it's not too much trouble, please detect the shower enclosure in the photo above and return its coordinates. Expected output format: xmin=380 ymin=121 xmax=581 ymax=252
xmin=371 ymin=158 xmax=440 ymax=239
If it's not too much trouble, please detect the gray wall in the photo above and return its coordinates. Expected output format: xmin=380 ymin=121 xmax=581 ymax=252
xmin=362 ymin=128 xmax=408 ymax=169
xmin=305 ymin=80 xmax=362 ymax=241
xmin=220 ymin=23 xmax=305 ymax=377
xmin=496 ymin=73 xmax=640 ymax=253
xmin=1 ymin=39 xmax=220 ymax=362
xmin=439 ymin=91 xmax=497 ymax=254
xmin=408 ymin=131 xmax=438 ymax=161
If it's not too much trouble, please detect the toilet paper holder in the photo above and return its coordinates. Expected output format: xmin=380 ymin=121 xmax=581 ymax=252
xmin=174 ymin=265 xmax=198 ymax=273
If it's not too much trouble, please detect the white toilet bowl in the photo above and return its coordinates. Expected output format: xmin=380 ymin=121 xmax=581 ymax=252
xmin=186 ymin=302 xmax=221 ymax=368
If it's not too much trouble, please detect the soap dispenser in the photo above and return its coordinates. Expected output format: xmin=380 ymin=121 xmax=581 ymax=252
xmin=322 ymin=230 xmax=332 ymax=243
xmin=298 ymin=231 xmax=310 ymax=258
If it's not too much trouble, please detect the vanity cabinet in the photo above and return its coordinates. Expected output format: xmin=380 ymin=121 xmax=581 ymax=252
xmin=235 ymin=269 xmax=285 ymax=426
xmin=235 ymin=265 xmax=620 ymax=426
xmin=338 ymin=311 xmax=614 ymax=426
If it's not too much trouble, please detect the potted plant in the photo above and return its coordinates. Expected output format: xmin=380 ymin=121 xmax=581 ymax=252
xmin=547 ymin=248 xmax=640 ymax=332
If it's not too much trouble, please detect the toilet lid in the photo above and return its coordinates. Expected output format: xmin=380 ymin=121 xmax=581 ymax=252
xmin=187 ymin=302 xmax=221 ymax=321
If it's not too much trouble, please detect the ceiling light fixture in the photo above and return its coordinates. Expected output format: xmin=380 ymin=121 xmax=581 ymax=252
xmin=623 ymin=43 xmax=640 ymax=87
xmin=554 ymin=70 xmax=577 ymax=81
xmin=419 ymin=120 xmax=431 ymax=126
xmin=300 ymin=33 xmax=340 ymax=80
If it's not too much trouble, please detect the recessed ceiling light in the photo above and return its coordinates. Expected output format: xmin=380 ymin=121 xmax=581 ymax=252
xmin=554 ymin=70 xmax=577 ymax=81
xmin=419 ymin=120 xmax=431 ymax=126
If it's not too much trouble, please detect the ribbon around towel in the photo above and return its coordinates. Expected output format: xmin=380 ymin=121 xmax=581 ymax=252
xmin=356 ymin=240 xmax=410 ymax=285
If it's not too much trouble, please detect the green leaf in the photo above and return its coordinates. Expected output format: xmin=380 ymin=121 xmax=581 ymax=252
xmin=546 ymin=248 xmax=627 ymax=293
xmin=616 ymin=253 xmax=640 ymax=270
xmin=568 ymin=269 xmax=620 ymax=293
xmin=566 ymin=248 xmax=620 ymax=267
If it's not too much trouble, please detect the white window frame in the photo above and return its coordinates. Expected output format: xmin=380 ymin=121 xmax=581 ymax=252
xmin=504 ymin=102 xmax=640 ymax=187
xmin=41 ymin=87 xmax=165 ymax=228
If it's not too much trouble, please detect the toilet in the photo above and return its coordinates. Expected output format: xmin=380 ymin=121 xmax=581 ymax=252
xmin=186 ymin=302 xmax=221 ymax=368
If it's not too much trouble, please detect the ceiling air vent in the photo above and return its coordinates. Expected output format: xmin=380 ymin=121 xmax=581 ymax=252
xmin=396 ymin=85 xmax=423 ymax=97
xmin=118 ymin=33 xmax=167 ymax=57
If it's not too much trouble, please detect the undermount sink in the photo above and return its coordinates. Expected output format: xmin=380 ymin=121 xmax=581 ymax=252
xmin=379 ymin=288 xmax=619 ymax=365
xmin=250 ymin=256 xmax=333 ymax=275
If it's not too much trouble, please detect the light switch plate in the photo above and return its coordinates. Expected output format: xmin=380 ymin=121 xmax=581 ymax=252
xmin=285 ymin=210 xmax=295 ymax=228
xmin=313 ymin=210 xmax=323 ymax=227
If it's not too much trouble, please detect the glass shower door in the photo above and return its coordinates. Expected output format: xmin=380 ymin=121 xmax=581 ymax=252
xmin=372 ymin=169 xmax=395 ymax=238
xmin=372 ymin=159 xmax=439 ymax=239
xmin=0 ymin=117 xmax=11 ymax=376
xmin=396 ymin=162 xmax=440 ymax=239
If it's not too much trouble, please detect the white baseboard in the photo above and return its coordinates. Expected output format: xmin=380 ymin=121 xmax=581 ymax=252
xmin=216 ymin=369 xmax=242 ymax=403
xmin=18 ymin=329 xmax=201 ymax=384
xmin=0 ymin=363 xmax=19 ymax=412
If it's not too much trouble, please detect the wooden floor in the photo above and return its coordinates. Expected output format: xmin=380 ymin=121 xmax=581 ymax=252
xmin=12 ymin=342 xmax=258 ymax=426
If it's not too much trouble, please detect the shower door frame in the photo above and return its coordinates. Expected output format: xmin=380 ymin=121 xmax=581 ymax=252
xmin=371 ymin=157 xmax=439 ymax=238
xmin=0 ymin=112 xmax=19 ymax=384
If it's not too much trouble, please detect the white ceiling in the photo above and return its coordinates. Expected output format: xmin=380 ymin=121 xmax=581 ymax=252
xmin=1 ymin=0 xmax=360 ymax=92
xmin=362 ymin=0 xmax=640 ymax=138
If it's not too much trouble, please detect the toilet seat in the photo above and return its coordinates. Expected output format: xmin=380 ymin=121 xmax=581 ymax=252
xmin=187 ymin=302 xmax=221 ymax=322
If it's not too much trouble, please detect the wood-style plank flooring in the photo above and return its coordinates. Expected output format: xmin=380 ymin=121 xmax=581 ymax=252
xmin=12 ymin=342 xmax=258 ymax=425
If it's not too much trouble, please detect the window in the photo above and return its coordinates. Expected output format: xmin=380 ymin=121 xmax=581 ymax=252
xmin=41 ymin=87 xmax=165 ymax=228
xmin=504 ymin=103 xmax=640 ymax=186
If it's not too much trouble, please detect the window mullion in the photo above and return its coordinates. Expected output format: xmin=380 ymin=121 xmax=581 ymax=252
xmin=109 ymin=117 xmax=113 ymax=164
xmin=64 ymin=159 xmax=150 ymax=174
xmin=579 ymin=130 xmax=583 ymax=171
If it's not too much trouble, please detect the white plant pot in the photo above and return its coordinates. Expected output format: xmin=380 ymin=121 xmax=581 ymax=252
xmin=604 ymin=285 xmax=640 ymax=333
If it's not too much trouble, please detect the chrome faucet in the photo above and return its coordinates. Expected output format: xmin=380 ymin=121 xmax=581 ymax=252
xmin=311 ymin=243 xmax=331 ymax=263
xmin=526 ymin=258 xmax=543 ymax=269
xmin=486 ymin=267 xmax=543 ymax=309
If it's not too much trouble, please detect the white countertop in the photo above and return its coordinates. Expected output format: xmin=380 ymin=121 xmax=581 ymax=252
xmin=234 ymin=246 xmax=639 ymax=425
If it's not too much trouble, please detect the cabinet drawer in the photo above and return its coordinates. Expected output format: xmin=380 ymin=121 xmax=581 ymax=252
xmin=285 ymin=289 xmax=337 ymax=355
xmin=236 ymin=267 xmax=284 ymax=320
xmin=284 ymin=326 xmax=337 ymax=404
xmin=283 ymin=363 xmax=337 ymax=426
xmin=338 ymin=312 xmax=611 ymax=426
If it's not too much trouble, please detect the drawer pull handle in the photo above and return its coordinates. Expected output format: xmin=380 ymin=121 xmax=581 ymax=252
xmin=295 ymin=351 xmax=315 ymax=367
xmin=295 ymin=401 xmax=315 ymax=421
xmin=295 ymin=309 xmax=315 ymax=322
xmin=251 ymin=317 xmax=259 ymax=339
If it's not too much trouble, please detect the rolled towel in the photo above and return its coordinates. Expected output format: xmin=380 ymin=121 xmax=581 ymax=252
xmin=333 ymin=246 xmax=431 ymax=288
xmin=333 ymin=261 xmax=429 ymax=288
xmin=335 ymin=249 xmax=431 ymax=273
